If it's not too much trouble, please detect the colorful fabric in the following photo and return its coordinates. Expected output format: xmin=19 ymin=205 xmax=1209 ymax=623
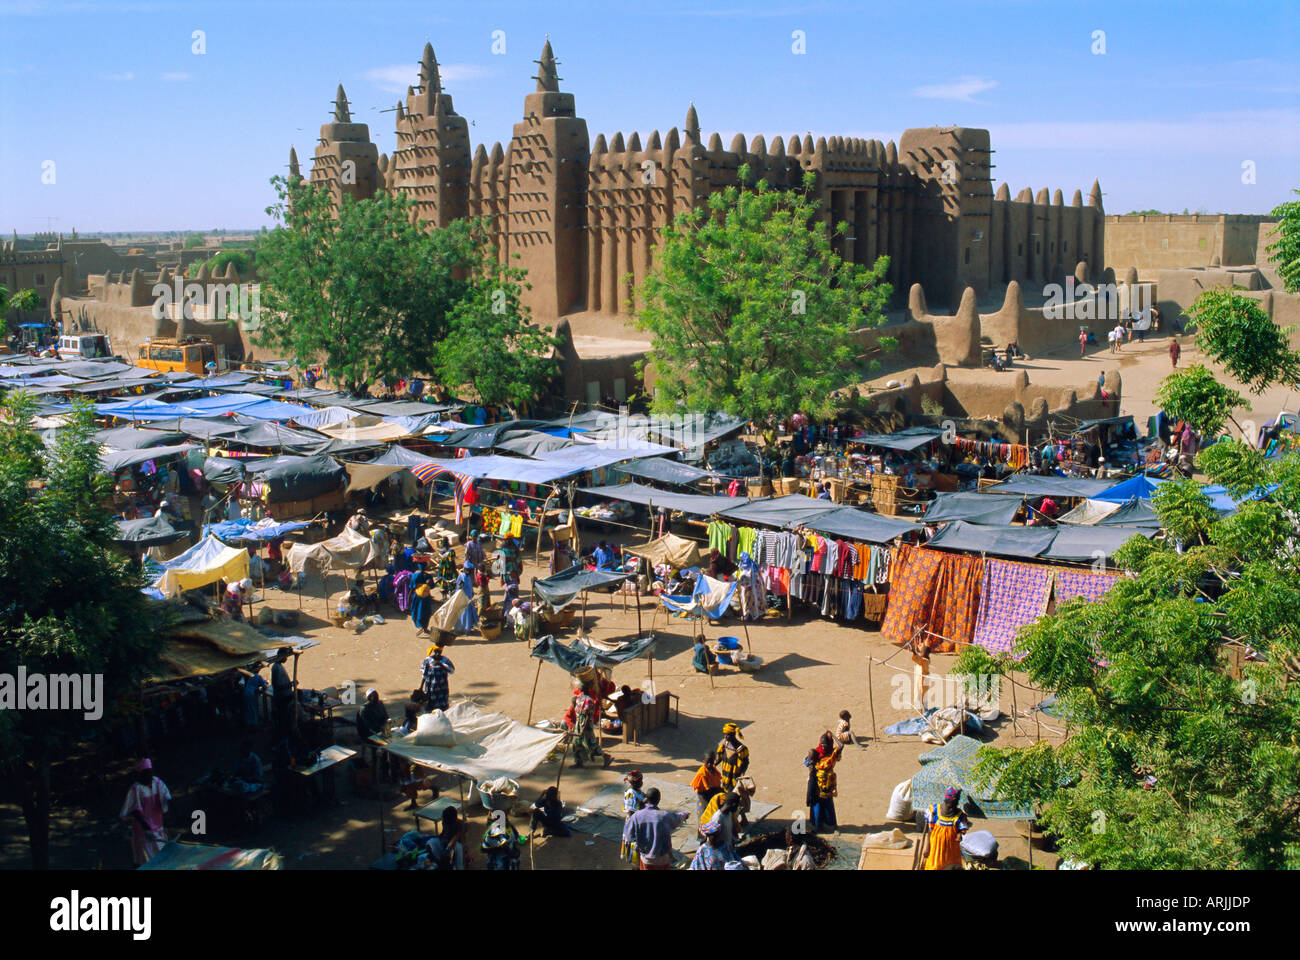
xmin=879 ymin=544 xmax=944 ymax=645
xmin=972 ymin=560 xmax=1054 ymax=654
xmin=923 ymin=802 xmax=968 ymax=870
xmin=1054 ymin=569 xmax=1120 ymax=604
xmin=930 ymin=552 xmax=985 ymax=651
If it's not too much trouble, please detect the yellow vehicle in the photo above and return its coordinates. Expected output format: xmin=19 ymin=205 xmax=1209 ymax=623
xmin=136 ymin=336 xmax=222 ymax=376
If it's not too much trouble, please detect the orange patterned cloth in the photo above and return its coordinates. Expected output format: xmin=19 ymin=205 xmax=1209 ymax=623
xmin=879 ymin=545 xmax=984 ymax=652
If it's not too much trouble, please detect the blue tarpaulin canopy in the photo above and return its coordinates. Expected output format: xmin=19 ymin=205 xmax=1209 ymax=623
xmin=1090 ymin=474 xmax=1167 ymax=503
xmin=659 ymin=573 xmax=738 ymax=620
xmin=204 ymin=516 xmax=312 ymax=542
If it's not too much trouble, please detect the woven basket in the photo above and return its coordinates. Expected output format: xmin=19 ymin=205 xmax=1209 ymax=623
xmin=479 ymin=621 xmax=503 ymax=641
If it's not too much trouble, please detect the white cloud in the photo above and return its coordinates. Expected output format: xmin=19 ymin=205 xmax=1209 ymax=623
xmin=911 ymin=76 xmax=997 ymax=103
xmin=99 ymin=70 xmax=135 ymax=82
xmin=160 ymin=72 xmax=191 ymax=82
xmin=364 ymin=62 xmax=492 ymax=95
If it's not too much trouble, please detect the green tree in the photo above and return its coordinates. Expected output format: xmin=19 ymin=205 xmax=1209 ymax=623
xmin=0 ymin=395 xmax=168 ymax=869
xmin=256 ymin=176 xmax=483 ymax=396
xmin=955 ymin=320 xmax=1300 ymax=868
xmin=1267 ymin=189 xmax=1300 ymax=294
xmin=1187 ymin=287 xmax=1300 ymax=393
xmin=1153 ymin=363 xmax=1248 ymax=436
xmin=1 ymin=283 xmax=41 ymax=335
xmin=434 ymin=246 xmax=560 ymax=410
xmin=633 ymin=164 xmax=892 ymax=423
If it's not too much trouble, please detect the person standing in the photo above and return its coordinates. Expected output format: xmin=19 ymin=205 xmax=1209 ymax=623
xmin=570 ymin=686 xmax=612 ymax=769
xmin=409 ymin=563 xmax=435 ymax=636
xmin=1078 ymin=328 xmax=1088 ymax=358
xmin=621 ymin=787 xmax=688 ymax=870
xmin=1169 ymin=338 xmax=1181 ymax=368
xmin=464 ymin=533 xmax=486 ymax=571
xmin=809 ymin=744 xmax=842 ymax=832
xmin=119 ymin=759 xmax=171 ymax=866
xmin=919 ymin=786 xmax=970 ymax=870
xmin=421 ymin=644 xmax=455 ymax=712
xmin=691 ymin=754 xmax=723 ymax=819
xmin=713 ymin=722 xmax=749 ymax=794
xmin=270 ymin=648 xmax=295 ymax=736
xmin=454 ymin=562 xmax=478 ymax=634
xmin=240 ymin=666 xmax=267 ymax=730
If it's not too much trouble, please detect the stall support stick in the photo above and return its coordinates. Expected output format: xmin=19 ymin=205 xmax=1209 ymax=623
xmin=526 ymin=658 xmax=543 ymax=726
xmin=868 ymin=655 xmax=877 ymax=742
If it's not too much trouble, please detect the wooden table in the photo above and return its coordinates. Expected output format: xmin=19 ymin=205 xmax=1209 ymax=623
xmin=293 ymin=745 xmax=356 ymax=803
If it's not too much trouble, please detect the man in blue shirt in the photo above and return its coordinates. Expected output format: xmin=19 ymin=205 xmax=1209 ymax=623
xmin=593 ymin=541 xmax=615 ymax=570
xmin=621 ymin=787 xmax=688 ymax=869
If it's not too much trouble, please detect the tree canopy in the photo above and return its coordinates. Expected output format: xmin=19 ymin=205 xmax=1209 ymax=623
xmin=955 ymin=323 xmax=1300 ymax=869
xmin=0 ymin=394 xmax=168 ymax=868
xmin=1 ymin=284 xmax=41 ymax=335
xmin=434 ymin=256 xmax=559 ymax=410
xmin=1267 ymin=189 xmax=1300 ymax=295
xmin=633 ymin=165 xmax=892 ymax=423
xmin=256 ymin=176 xmax=556 ymax=406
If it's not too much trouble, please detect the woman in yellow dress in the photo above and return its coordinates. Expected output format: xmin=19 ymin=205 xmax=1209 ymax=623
xmin=919 ymin=787 xmax=969 ymax=870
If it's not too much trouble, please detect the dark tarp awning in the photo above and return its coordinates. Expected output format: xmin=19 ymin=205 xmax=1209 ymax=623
xmin=923 ymin=491 xmax=1025 ymax=526
xmin=115 ymin=515 xmax=190 ymax=546
xmin=801 ymin=506 xmax=918 ymax=543
xmin=579 ymin=482 xmax=745 ymax=517
xmin=254 ymin=455 xmax=346 ymax=503
xmin=494 ymin=430 xmax=574 ymax=457
xmin=717 ymin=493 xmax=840 ymax=529
xmin=846 ymin=427 xmax=945 ymax=452
xmin=614 ymin=456 xmax=720 ymax=487
xmin=1095 ymin=500 xmax=1162 ymax=527
xmin=101 ymin=444 xmax=197 ymax=474
xmin=987 ymin=475 xmax=1117 ymax=498
xmin=531 ymin=564 xmax=633 ymax=610
xmin=530 ymin=634 xmax=656 ymax=674
xmin=1041 ymin=525 xmax=1154 ymax=562
xmin=97 ymin=426 xmax=189 ymax=450
xmin=927 ymin=520 xmax=1057 ymax=558
xmin=431 ymin=419 xmax=553 ymax=449
xmin=226 ymin=421 xmax=333 ymax=453
xmin=203 ymin=455 xmax=256 ymax=484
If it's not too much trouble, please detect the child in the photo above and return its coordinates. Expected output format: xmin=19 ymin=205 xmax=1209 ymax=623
xmin=834 ymin=709 xmax=856 ymax=747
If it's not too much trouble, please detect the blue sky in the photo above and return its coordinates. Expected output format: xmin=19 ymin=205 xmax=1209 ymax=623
xmin=2 ymin=0 xmax=1296 ymax=233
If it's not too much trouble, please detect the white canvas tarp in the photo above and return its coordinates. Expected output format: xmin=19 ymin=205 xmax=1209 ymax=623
xmin=431 ymin=589 xmax=470 ymax=633
xmin=283 ymin=527 xmax=381 ymax=575
xmin=381 ymin=700 xmax=564 ymax=781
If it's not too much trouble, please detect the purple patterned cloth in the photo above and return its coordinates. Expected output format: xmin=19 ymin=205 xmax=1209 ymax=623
xmin=392 ymin=570 xmax=412 ymax=613
xmin=972 ymin=560 xmax=1054 ymax=654
xmin=1054 ymin=569 xmax=1120 ymax=603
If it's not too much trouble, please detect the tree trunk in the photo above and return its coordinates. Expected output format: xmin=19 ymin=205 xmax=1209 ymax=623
xmin=18 ymin=749 xmax=52 ymax=870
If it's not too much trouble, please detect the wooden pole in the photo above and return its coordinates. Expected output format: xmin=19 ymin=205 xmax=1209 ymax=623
xmin=634 ymin=576 xmax=643 ymax=638
xmin=526 ymin=658 xmax=543 ymax=726
xmin=868 ymin=655 xmax=877 ymax=742
xmin=740 ymin=617 xmax=752 ymax=657
xmin=554 ymin=734 xmax=571 ymax=790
